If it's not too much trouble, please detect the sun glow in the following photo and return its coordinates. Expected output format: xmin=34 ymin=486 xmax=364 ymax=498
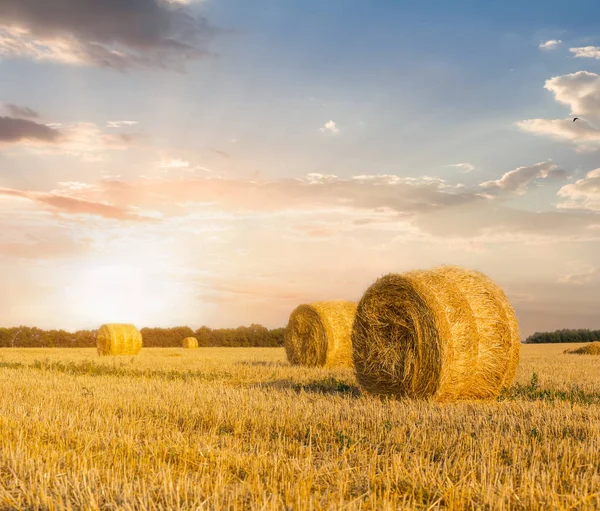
xmin=63 ymin=253 xmax=193 ymax=328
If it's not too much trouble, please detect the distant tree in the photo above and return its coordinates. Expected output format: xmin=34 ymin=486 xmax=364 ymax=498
xmin=195 ymin=326 xmax=212 ymax=347
xmin=140 ymin=326 xmax=195 ymax=347
xmin=0 ymin=324 xmax=286 ymax=348
xmin=269 ymin=328 xmax=285 ymax=347
xmin=524 ymin=328 xmax=600 ymax=344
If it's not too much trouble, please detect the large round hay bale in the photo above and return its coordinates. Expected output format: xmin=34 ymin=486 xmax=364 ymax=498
xmin=352 ymin=266 xmax=520 ymax=401
xmin=96 ymin=324 xmax=143 ymax=356
xmin=182 ymin=337 xmax=198 ymax=349
xmin=434 ymin=267 xmax=520 ymax=396
xmin=285 ymin=301 xmax=357 ymax=367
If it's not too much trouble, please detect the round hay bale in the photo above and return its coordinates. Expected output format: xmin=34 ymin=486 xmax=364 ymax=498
xmin=182 ymin=337 xmax=198 ymax=349
xmin=96 ymin=324 xmax=143 ymax=356
xmin=352 ymin=266 xmax=520 ymax=401
xmin=566 ymin=342 xmax=600 ymax=355
xmin=434 ymin=267 xmax=520 ymax=396
xmin=285 ymin=301 xmax=357 ymax=367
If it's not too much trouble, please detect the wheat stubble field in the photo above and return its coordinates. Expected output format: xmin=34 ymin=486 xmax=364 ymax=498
xmin=0 ymin=344 xmax=599 ymax=510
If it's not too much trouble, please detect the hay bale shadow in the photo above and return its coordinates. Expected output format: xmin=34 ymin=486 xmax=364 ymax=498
xmin=236 ymin=361 xmax=288 ymax=368
xmin=251 ymin=377 xmax=361 ymax=398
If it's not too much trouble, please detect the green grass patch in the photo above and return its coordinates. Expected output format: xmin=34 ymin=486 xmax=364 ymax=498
xmin=1 ymin=359 xmax=231 ymax=383
xmin=500 ymin=373 xmax=600 ymax=405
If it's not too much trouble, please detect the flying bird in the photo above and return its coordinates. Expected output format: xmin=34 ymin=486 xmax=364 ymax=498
xmin=573 ymin=117 xmax=580 ymax=122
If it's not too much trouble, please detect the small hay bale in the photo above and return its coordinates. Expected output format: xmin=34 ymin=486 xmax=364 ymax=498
xmin=352 ymin=266 xmax=520 ymax=401
xmin=285 ymin=301 xmax=357 ymax=367
xmin=96 ymin=324 xmax=143 ymax=356
xmin=566 ymin=342 xmax=600 ymax=355
xmin=182 ymin=337 xmax=198 ymax=349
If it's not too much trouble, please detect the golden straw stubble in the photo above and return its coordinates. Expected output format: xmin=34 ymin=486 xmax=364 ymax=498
xmin=352 ymin=266 xmax=520 ymax=401
xmin=96 ymin=324 xmax=143 ymax=356
xmin=285 ymin=301 xmax=357 ymax=367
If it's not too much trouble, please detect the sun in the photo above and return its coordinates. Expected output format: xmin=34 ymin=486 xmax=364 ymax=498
xmin=65 ymin=263 xmax=147 ymax=323
xmin=63 ymin=254 xmax=191 ymax=328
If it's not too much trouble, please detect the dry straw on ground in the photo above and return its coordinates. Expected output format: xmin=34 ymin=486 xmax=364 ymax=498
xmin=1 ymin=345 xmax=599 ymax=510
xmin=182 ymin=337 xmax=199 ymax=349
xmin=96 ymin=324 xmax=143 ymax=356
xmin=285 ymin=301 xmax=357 ymax=367
xmin=565 ymin=342 xmax=600 ymax=355
xmin=352 ymin=266 xmax=520 ymax=401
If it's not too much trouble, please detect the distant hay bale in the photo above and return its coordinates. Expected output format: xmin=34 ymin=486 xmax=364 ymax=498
xmin=565 ymin=342 xmax=600 ymax=355
xmin=182 ymin=337 xmax=198 ymax=349
xmin=285 ymin=301 xmax=357 ymax=367
xmin=352 ymin=266 xmax=520 ymax=401
xmin=96 ymin=324 xmax=143 ymax=356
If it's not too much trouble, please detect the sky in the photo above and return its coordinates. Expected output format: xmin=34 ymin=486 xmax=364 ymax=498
xmin=1 ymin=0 xmax=600 ymax=337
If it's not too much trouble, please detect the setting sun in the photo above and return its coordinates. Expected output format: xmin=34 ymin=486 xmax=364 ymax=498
xmin=61 ymin=249 xmax=194 ymax=328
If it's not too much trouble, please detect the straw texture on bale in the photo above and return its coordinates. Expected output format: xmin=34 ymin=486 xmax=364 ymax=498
xmin=182 ymin=337 xmax=199 ymax=349
xmin=285 ymin=301 xmax=358 ymax=367
xmin=96 ymin=324 xmax=143 ymax=356
xmin=352 ymin=266 xmax=520 ymax=401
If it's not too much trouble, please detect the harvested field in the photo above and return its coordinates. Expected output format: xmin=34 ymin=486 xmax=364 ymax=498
xmin=0 ymin=344 xmax=599 ymax=510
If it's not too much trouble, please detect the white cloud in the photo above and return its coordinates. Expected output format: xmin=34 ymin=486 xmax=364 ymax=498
xmin=55 ymin=181 xmax=95 ymax=192
xmin=539 ymin=39 xmax=562 ymax=50
xmin=157 ymin=159 xmax=190 ymax=169
xmin=517 ymin=71 xmax=600 ymax=150
xmin=558 ymin=266 xmax=600 ymax=285
xmin=61 ymin=122 xmax=136 ymax=159
xmin=306 ymin=173 xmax=338 ymax=184
xmin=557 ymin=168 xmax=600 ymax=211
xmin=15 ymin=121 xmax=137 ymax=161
xmin=570 ymin=46 xmax=600 ymax=59
xmin=480 ymin=161 xmax=567 ymax=194
xmin=319 ymin=120 xmax=339 ymax=135
xmin=448 ymin=163 xmax=475 ymax=173
xmin=0 ymin=24 xmax=87 ymax=65
xmin=517 ymin=118 xmax=600 ymax=150
xmin=543 ymin=71 xmax=600 ymax=118
xmin=107 ymin=121 xmax=138 ymax=128
xmin=193 ymin=166 xmax=215 ymax=173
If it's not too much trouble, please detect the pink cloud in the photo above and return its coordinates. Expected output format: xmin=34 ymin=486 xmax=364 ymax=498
xmin=0 ymin=186 xmax=144 ymax=221
xmin=75 ymin=174 xmax=482 ymax=217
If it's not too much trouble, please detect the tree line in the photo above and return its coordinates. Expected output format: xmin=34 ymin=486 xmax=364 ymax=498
xmin=0 ymin=324 xmax=285 ymax=348
xmin=5 ymin=324 xmax=597 ymax=348
xmin=524 ymin=328 xmax=600 ymax=344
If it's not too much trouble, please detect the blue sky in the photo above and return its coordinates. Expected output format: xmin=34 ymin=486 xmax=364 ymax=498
xmin=2 ymin=0 xmax=599 ymax=183
xmin=1 ymin=0 xmax=600 ymax=335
